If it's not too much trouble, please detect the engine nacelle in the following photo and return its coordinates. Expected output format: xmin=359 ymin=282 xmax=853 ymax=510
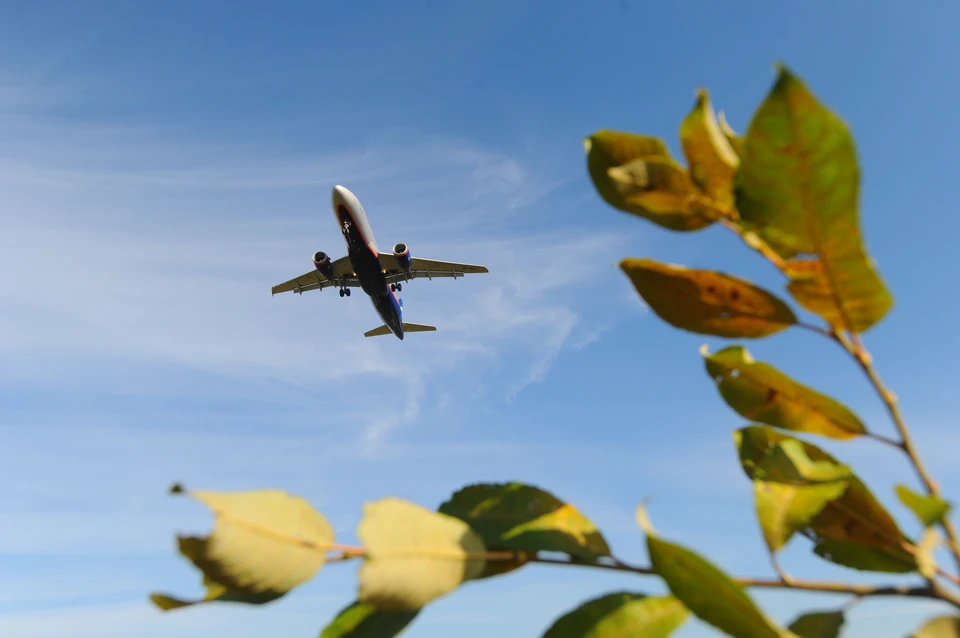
xmin=313 ymin=251 xmax=333 ymax=278
xmin=393 ymin=242 xmax=412 ymax=270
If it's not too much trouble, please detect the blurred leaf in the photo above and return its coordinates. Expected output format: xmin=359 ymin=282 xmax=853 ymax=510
xmin=358 ymin=497 xmax=486 ymax=611
xmin=585 ymin=130 xmax=714 ymax=231
xmin=735 ymin=65 xmax=892 ymax=333
xmin=541 ymin=592 xmax=689 ymax=638
xmin=787 ymin=610 xmax=844 ymax=638
xmin=910 ymin=616 xmax=960 ymax=638
xmin=680 ymin=89 xmax=740 ymax=210
xmin=621 ymin=259 xmax=796 ymax=338
xmin=755 ymin=481 xmax=849 ymax=553
xmin=916 ymin=528 xmax=942 ymax=579
xmin=151 ymin=483 xmax=334 ymax=610
xmin=319 ymin=600 xmax=420 ymax=638
xmin=645 ymin=527 xmax=788 ymax=638
xmin=438 ymin=483 xmax=610 ymax=579
xmin=896 ymin=484 xmax=951 ymax=528
xmin=703 ymin=345 xmax=867 ymax=439
xmin=735 ymin=427 xmax=917 ymax=573
xmin=718 ymin=110 xmax=744 ymax=157
xmin=753 ymin=440 xmax=850 ymax=552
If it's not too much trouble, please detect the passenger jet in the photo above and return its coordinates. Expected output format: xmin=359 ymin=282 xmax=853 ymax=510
xmin=271 ymin=185 xmax=489 ymax=340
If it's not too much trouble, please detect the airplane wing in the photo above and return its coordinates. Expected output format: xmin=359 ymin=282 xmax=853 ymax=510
xmin=271 ymin=256 xmax=358 ymax=295
xmin=378 ymin=253 xmax=489 ymax=283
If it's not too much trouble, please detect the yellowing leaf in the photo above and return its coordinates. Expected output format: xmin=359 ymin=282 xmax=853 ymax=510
xmin=910 ymin=616 xmax=960 ymax=638
xmin=542 ymin=592 xmax=689 ymax=638
xmin=358 ymin=497 xmax=486 ymax=611
xmin=621 ymin=259 xmax=796 ymax=338
xmin=751 ymin=440 xmax=850 ymax=552
xmin=735 ymin=65 xmax=892 ymax=333
xmin=916 ymin=528 xmax=942 ymax=579
xmin=150 ymin=484 xmax=334 ymax=610
xmin=718 ymin=111 xmax=744 ymax=157
xmin=439 ymin=483 xmax=610 ymax=566
xmin=585 ymin=130 xmax=714 ymax=231
xmin=787 ymin=610 xmax=845 ymax=638
xmin=680 ymin=89 xmax=739 ymax=210
xmin=703 ymin=345 xmax=867 ymax=439
xmin=755 ymin=480 xmax=848 ymax=553
xmin=319 ymin=600 xmax=420 ymax=638
xmin=896 ymin=484 xmax=952 ymax=528
xmin=735 ymin=427 xmax=916 ymax=573
xmin=644 ymin=525 xmax=788 ymax=638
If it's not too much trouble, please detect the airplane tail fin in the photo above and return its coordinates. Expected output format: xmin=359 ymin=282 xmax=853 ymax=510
xmin=363 ymin=322 xmax=437 ymax=338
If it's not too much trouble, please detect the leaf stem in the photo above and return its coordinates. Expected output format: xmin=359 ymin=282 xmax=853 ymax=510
xmin=830 ymin=328 xmax=960 ymax=578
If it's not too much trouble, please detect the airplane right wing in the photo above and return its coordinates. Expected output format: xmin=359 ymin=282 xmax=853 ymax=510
xmin=378 ymin=253 xmax=489 ymax=283
xmin=271 ymin=255 xmax=358 ymax=295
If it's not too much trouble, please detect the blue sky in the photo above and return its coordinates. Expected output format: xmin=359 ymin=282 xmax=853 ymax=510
xmin=2 ymin=1 xmax=960 ymax=636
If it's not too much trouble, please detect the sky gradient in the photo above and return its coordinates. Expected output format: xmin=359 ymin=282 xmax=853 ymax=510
xmin=2 ymin=1 xmax=960 ymax=637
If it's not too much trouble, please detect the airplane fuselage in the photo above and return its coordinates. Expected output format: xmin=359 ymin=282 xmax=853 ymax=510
xmin=331 ymin=185 xmax=406 ymax=339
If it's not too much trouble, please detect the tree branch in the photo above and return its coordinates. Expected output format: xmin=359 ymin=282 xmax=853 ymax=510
xmin=526 ymin=554 xmax=957 ymax=605
xmin=830 ymin=328 xmax=960 ymax=578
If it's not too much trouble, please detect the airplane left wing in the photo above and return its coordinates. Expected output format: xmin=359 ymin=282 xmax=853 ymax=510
xmin=378 ymin=253 xmax=489 ymax=283
xmin=272 ymin=256 xmax=357 ymax=295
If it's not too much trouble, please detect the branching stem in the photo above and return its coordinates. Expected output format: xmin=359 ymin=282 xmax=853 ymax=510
xmin=829 ymin=328 xmax=960 ymax=577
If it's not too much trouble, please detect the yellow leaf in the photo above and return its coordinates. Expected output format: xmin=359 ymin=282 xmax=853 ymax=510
xmin=358 ymin=497 xmax=486 ymax=611
xmin=151 ymin=484 xmax=334 ymax=610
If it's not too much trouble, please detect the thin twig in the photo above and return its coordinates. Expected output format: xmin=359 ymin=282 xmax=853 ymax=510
xmin=829 ymin=329 xmax=960 ymax=577
xmin=526 ymin=555 xmax=955 ymax=605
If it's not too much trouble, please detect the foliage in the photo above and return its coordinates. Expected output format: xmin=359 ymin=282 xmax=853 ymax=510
xmin=153 ymin=64 xmax=960 ymax=636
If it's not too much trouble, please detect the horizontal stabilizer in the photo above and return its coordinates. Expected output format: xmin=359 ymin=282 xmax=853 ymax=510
xmin=363 ymin=322 xmax=438 ymax=338
xmin=402 ymin=322 xmax=437 ymax=333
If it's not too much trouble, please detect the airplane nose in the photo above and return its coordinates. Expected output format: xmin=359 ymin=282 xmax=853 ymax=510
xmin=331 ymin=184 xmax=347 ymax=207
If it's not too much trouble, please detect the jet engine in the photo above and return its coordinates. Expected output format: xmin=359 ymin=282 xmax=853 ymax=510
xmin=313 ymin=251 xmax=334 ymax=278
xmin=393 ymin=242 xmax=412 ymax=270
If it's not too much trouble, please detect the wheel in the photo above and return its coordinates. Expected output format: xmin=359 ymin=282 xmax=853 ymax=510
xmin=345 ymin=288 xmax=351 ymax=296
xmin=339 ymin=289 xmax=344 ymax=298
xmin=390 ymin=283 xmax=396 ymax=292
xmin=396 ymin=283 xmax=402 ymax=291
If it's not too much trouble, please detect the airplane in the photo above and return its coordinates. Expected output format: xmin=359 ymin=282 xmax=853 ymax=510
xmin=271 ymin=184 xmax=489 ymax=340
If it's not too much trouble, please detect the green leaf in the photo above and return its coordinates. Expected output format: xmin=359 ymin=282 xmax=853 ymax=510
xmin=358 ymin=497 xmax=486 ymax=611
xmin=150 ymin=483 xmax=334 ymax=610
xmin=910 ymin=616 xmax=960 ymax=638
xmin=620 ymin=259 xmax=797 ymax=338
xmin=584 ymin=130 xmax=714 ymax=231
xmin=703 ymin=345 xmax=867 ymax=439
xmin=787 ymin=610 xmax=844 ymax=638
xmin=438 ymin=482 xmax=610 ymax=579
xmin=755 ymin=480 xmax=848 ymax=553
xmin=752 ymin=439 xmax=850 ymax=552
xmin=680 ymin=89 xmax=740 ymax=210
xmin=735 ymin=427 xmax=917 ymax=573
xmin=319 ymin=600 xmax=420 ymax=638
xmin=735 ymin=64 xmax=893 ymax=333
xmin=896 ymin=484 xmax=952 ymax=528
xmin=541 ymin=592 xmax=689 ymax=638
xmin=642 ymin=510 xmax=789 ymax=638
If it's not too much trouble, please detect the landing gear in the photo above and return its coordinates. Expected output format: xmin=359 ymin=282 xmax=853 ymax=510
xmin=396 ymin=283 xmax=402 ymax=291
xmin=339 ymin=288 xmax=351 ymax=298
xmin=391 ymin=283 xmax=402 ymax=292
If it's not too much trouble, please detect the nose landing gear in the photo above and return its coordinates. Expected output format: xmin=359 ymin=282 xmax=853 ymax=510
xmin=339 ymin=287 xmax=351 ymax=298
xmin=391 ymin=283 xmax=402 ymax=292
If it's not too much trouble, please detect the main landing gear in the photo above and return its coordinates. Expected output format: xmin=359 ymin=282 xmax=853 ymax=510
xmin=339 ymin=287 xmax=351 ymax=298
xmin=390 ymin=283 xmax=402 ymax=292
